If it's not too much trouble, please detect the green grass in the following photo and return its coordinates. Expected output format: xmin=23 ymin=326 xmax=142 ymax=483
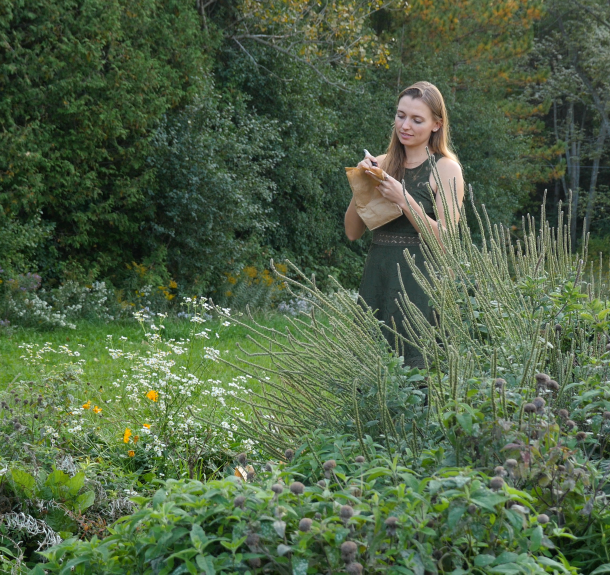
xmin=0 ymin=313 xmax=294 ymax=391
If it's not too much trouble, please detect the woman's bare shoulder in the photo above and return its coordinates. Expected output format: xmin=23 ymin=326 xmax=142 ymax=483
xmin=436 ymin=156 xmax=462 ymax=174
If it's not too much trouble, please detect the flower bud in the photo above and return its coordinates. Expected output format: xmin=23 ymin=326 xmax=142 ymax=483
xmin=532 ymin=397 xmax=546 ymax=410
xmin=558 ymin=409 xmax=569 ymax=420
xmin=537 ymin=513 xmax=550 ymax=524
xmin=271 ymin=483 xmax=283 ymax=495
xmin=494 ymin=466 xmax=507 ymax=477
xmin=576 ymin=431 xmax=587 ymax=442
xmin=340 ymin=505 xmax=354 ymax=520
xmin=355 ymin=456 xmax=365 ymax=464
xmin=524 ymin=403 xmax=536 ymax=414
xmin=289 ymin=481 xmax=305 ymax=495
xmin=340 ymin=541 xmax=358 ymax=563
xmin=299 ymin=518 xmax=313 ymax=532
xmin=284 ymin=448 xmax=294 ymax=462
xmin=494 ymin=378 xmax=506 ymax=389
xmin=490 ymin=476 xmax=504 ymax=490
xmin=346 ymin=563 xmax=363 ymax=575
xmin=546 ymin=380 xmax=560 ymax=391
xmin=566 ymin=420 xmax=577 ymax=430
xmin=237 ymin=453 xmax=247 ymax=466
xmin=505 ymin=459 xmax=518 ymax=469
xmin=233 ymin=495 xmax=246 ymax=509
xmin=323 ymin=460 xmax=337 ymax=472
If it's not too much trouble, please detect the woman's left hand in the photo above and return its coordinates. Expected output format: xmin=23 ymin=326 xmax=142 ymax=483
xmin=366 ymin=171 xmax=406 ymax=207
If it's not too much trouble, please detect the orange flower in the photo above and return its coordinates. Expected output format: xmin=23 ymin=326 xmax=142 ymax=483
xmin=143 ymin=423 xmax=151 ymax=429
xmin=82 ymin=400 xmax=91 ymax=410
xmin=123 ymin=428 xmax=132 ymax=443
xmin=146 ymin=390 xmax=159 ymax=402
xmin=128 ymin=450 xmax=135 ymax=457
xmin=133 ymin=435 xmax=139 ymax=444
xmin=93 ymin=406 xmax=102 ymax=414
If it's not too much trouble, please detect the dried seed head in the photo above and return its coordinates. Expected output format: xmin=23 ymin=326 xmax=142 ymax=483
xmin=603 ymin=411 xmax=610 ymax=420
xmin=0 ymin=402 xmax=7 ymax=410
xmin=317 ymin=480 xmax=326 ymax=488
xmin=558 ymin=409 xmax=569 ymax=420
xmin=13 ymin=422 xmax=22 ymax=431
xmin=467 ymin=504 xmax=477 ymax=514
xmin=576 ymin=431 xmax=587 ymax=442
xmin=523 ymin=403 xmax=536 ymax=414
xmin=566 ymin=420 xmax=577 ymax=430
xmin=558 ymin=465 xmax=566 ymax=472
xmin=37 ymin=396 xmax=43 ymax=405
xmin=22 ymin=399 xmax=28 ymax=406
xmin=323 ymin=460 xmax=337 ymax=472
xmin=248 ymin=558 xmax=261 ymax=569
xmin=299 ymin=518 xmax=313 ymax=532
xmin=494 ymin=466 xmax=507 ymax=477
xmin=314 ymin=512 xmax=322 ymax=521
xmin=289 ymin=481 xmax=305 ymax=495
xmin=606 ymin=342 xmax=610 ymax=351
xmin=494 ymin=378 xmax=506 ymax=389
xmin=340 ymin=505 xmax=354 ymax=520
xmin=247 ymin=471 xmax=255 ymax=482
xmin=355 ymin=456 xmax=365 ymax=464
xmin=237 ymin=453 xmax=247 ymax=466
xmin=537 ymin=513 xmax=550 ymax=525
xmin=535 ymin=373 xmax=550 ymax=384
xmin=233 ymin=495 xmax=246 ymax=509
xmin=246 ymin=532 xmax=260 ymax=547
xmin=426 ymin=519 xmax=435 ymax=528
xmin=346 ymin=563 xmax=363 ymax=575
xmin=505 ymin=459 xmax=518 ymax=469
xmin=340 ymin=541 xmax=358 ymax=563
xmin=271 ymin=483 xmax=283 ymax=495
xmin=284 ymin=449 xmax=294 ymax=462
xmin=265 ymin=462 xmax=273 ymax=472
xmin=546 ymin=380 xmax=560 ymax=391
xmin=384 ymin=516 xmax=399 ymax=535
xmin=533 ymin=397 xmax=546 ymax=410
xmin=555 ymin=323 xmax=562 ymax=333
xmin=34 ymin=414 xmax=39 ymax=420
xmin=490 ymin=477 xmax=505 ymax=490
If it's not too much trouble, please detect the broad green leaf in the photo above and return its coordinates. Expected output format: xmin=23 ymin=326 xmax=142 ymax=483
xmin=456 ymin=413 xmax=473 ymax=435
xmin=292 ymin=557 xmax=309 ymax=575
xmin=530 ymin=525 xmax=542 ymax=552
xmin=474 ymin=554 xmax=496 ymax=567
xmin=65 ymin=472 xmax=85 ymax=497
xmin=196 ymin=554 xmax=216 ymax=575
xmin=447 ymin=505 xmax=466 ymax=529
xmin=190 ymin=524 xmax=207 ymax=548
xmin=590 ymin=565 xmax=610 ymax=575
xmin=76 ymin=490 xmax=95 ymax=512
xmin=11 ymin=468 xmax=35 ymax=494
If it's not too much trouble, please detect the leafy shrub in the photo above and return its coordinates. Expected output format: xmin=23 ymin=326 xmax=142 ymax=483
xmin=35 ymin=434 xmax=577 ymax=574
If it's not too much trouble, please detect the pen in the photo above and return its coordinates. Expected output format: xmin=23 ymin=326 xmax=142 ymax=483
xmin=363 ymin=149 xmax=378 ymax=167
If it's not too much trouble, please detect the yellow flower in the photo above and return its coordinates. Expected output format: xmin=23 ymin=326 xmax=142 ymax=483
xmin=93 ymin=406 xmax=102 ymax=414
xmin=165 ymin=293 xmax=175 ymax=301
xmin=146 ymin=390 xmax=159 ymax=402
xmin=123 ymin=428 xmax=132 ymax=443
xmin=133 ymin=435 xmax=139 ymax=444
xmin=128 ymin=450 xmax=135 ymax=457
xmin=244 ymin=266 xmax=258 ymax=278
xmin=225 ymin=290 xmax=233 ymax=297
xmin=143 ymin=423 xmax=151 ymax=429
xmin=226 ymin=275 xmax=237 ymax=285
xmin=82 ymin=400 xmax=91 ymax=410
xmin=275 ymin=263 xmax=288 ymax=274
xmin=169 ymin=280 xmax=178 ymax=289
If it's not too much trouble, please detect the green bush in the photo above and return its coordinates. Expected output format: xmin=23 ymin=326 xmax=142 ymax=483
xmin=34 ymin=434 xmax=577 ymax=574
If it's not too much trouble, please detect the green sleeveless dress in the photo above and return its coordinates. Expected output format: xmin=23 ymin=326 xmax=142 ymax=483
xmin=358 ymin=153 xmax=442 ymax=368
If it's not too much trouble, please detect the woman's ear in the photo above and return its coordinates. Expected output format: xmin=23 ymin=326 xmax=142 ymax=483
xmin=432 ymin=121 xmax=442 ymax=133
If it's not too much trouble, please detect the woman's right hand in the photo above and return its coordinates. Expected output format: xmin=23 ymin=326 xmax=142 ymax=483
xmin=357 ymin=150 xmax=378 ymax=170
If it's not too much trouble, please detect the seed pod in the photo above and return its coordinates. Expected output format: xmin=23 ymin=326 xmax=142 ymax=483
xmin=566 ymin=420 xmax=577 ymax=430
xmin=537 ymin=514 xmax=550 ymax=524
xmin=490 ymin=477 xmax=504 ymax=490
xmin=265 ymin=462 xmax=273 ymax=472
xmin=558 ymin=409 xmax=569 ymax=420
xmin=606 ymin=342 xmax=610 ymax=351
xmin=237 ymin=453 xmax=247 ymax=466
xmin=546 ymin=380 xmax=560 ymax=391
xmin=384 ymin=516 xmax=398 ymax=535
xmin=494 ymin=466 xmax=507 ymax=477
xmin=576 ymin=431 xmax=587 ymax=442
xmin=555 ymin=323 xmax=562 ymax=334
xmin=246 ymin=533 xmax=260 ymax=548
xmin=505 ymin=459 xmax=518 ymax=469
xmin=494 ymin=378 xmax=506 ymax=389
xmin=533 ymin=397 xmax=546 ymax=410
xmin=603 ymin=411 xmax=610 ymax=420
xmin=467 ymin=504 xmax=477 ymax=514
xmin=355 ymin=456 xmax=365 ymax=464
xmin=314 ymin=512 xmax=322 ymax=521
xmin=317 ymin=480 xmax=326 ymax=488
xmin=535 ymin=373 xmax=550 ymax=384
xmin=271 ymin=483 xmax=283 ymax=495
xmin=558 ymin=465 xmax=566 ymax=472
xmin=248 ymin=558 xmax=261 ymax=569
xmin=233 ymin=495 xmax=246 ymax=509
xmin=346 ymin=563 xmax=363 ymax=575
xmin=340 ymin=541 xmax=358 ymax=563
xmin=284 ymin=449 xmax=295 ymax=462
xmin=323 ymin=460 xmax=337 ymax=472
xmin=299 ymin=518 xmax=313 ymax=532
xmin=289 ymin=482 xmax=305 ymax=495
xmin=340 ymin=505 xmax=354 ymax=520
xmin=523 ymin=403 xmax=536 ymax=414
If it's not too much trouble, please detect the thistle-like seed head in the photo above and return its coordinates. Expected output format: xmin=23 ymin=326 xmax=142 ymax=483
xmin=340 ymin=505 xmax=354 ymax=520
xmin=237 ymin=453 xmax=247 ymax=466
xmin=289 ymin=481 xmax=305 ymax=495
xmin=490 ymin=477 xmax=504 ymax=490
xmin=284 ymin=448 xmax=295 ymax=462
xmin=535 ymin=373 xmax=550 ymax=384
xmin=346 ymin=562 xmax=363 ymax=575
xmin=323 ymin=459 xmax=337 ymax=471
xmin=505 ymin=459 xmax=518 ymax=469
xmin=246 ymin=532 xmax=260 ymax=547
xmin=523 ymin=403 xmax=536 ymax=414
xmin=340 ymin=541 xmax=358 ymax=563
xmin=533 ymin=397 xmax=546 ymax=410
xmin=546 ymin=380 xmax=560 ymax=391
xmin=494 ymin=466 xmax=507 ymax=477
xmin=555 ymin=323 xmax=562 ymax=333
xmin=558 ymin=409 xmax=569 ymax=419
xmin=603 ymin=411 xmax=610 ymax=420
xmin=271 ymin=483 xmax=283 ymax=495
xmin=576 ymin=431 xmax=587 ymax=442
xmin=265 ymin=462 xmax=273 ymax=472
xmin=537 ymin=513 xmax=550 ymax=524
xmin=317 ymin=480 xmax=326 ymax=488
xmin=384 ymin=516 xmax=399 ymax=535
xmin=467 ymin=504 xmax=477 ymax=514
xmin=494 ymin=378 xmax=506 ymax=389
xmin=314 ymin=512 xmax=322 ymax=521
xmin=248 ymin=558 xmax=261 ymax=568
xmin=233 ymin=495 xmax=246 ymax=509
xmin=298 ymin=518 xmax=312 ymax=532
xmin=566 ymin=420 xmax=577 ymax=430
xmin=355 ymin=456 xmax=365 ymax=464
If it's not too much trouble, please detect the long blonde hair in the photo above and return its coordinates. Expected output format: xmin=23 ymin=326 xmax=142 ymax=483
xmin=384 ymin=81 xmax=458 ymax=181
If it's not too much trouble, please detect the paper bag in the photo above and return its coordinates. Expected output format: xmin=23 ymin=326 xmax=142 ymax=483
xmin=345 ymin=167 xmax=403 ymax=230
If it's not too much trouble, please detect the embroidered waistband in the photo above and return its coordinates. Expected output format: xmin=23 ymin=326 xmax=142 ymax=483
xmin=372 ymin=231 xmax=421 ymax=246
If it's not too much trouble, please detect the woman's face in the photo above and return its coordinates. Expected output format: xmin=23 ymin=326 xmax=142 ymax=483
xmin=394 ymin=96 xmax=442 ymax=148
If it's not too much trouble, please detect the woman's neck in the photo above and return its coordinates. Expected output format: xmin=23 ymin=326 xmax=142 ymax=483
xmin=403 ymin=143 xmax=431 ymax=167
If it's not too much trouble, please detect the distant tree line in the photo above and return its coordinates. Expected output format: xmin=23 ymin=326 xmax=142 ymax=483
xmin=1 ymin=0 xmax=608 ymax=294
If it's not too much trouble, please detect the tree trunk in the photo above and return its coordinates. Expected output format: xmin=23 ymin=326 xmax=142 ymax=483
xmin=584 ymin=119 xmax=609 ymax=237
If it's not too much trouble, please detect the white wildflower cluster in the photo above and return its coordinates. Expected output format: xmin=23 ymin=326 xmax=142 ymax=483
xmin=7 ymin=294 xmax=76 ymax=329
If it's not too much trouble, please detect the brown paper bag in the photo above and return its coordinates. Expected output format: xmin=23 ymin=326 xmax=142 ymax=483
xmin=345 ymin=167 xmax=402 ymax=230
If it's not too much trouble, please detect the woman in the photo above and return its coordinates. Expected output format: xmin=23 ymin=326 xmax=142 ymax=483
xmin=344 ymin=81 xmax=465 ymax=368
